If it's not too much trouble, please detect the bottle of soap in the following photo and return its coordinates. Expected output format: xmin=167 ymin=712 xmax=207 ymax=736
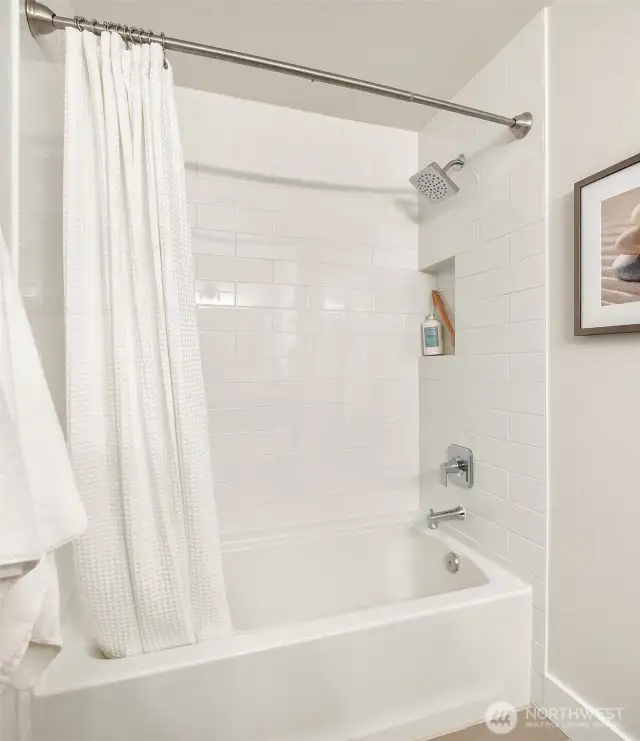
xmin=422 ymin=313 xmax=443 ymax=356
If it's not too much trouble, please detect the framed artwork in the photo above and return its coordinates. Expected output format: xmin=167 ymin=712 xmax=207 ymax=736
xmin=575 ymin=152 xmax=640 ymax=335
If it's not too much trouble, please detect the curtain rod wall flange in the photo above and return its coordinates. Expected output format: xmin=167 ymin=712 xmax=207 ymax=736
xmin=25 ymin=0 xmax=533 ymax=140
xmin=25 ymin=0 xmax=56 ymax=37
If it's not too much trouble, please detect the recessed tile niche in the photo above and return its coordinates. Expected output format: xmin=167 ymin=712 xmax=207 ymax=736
xmin=423 ymin=256 xmax=455 ymax=356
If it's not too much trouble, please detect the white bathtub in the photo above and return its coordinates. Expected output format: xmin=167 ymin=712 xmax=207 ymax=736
xmin=32 ymin=521 xmax=532 ymax=741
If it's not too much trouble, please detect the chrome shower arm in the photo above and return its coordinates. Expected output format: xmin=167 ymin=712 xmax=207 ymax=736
xmin=442 ymin=155 xmax=467 ymax=174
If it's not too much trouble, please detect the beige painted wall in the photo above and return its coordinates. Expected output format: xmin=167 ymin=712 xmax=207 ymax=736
xmin=1 ymin=6 xmax=19 ymax=739
xmin=0 ymin=0 xmax=15 ymax=255
xmin=1 ymin=4 xmax=72 ymax=740
xmin=547 ymin=3 xmax=640 ymax=737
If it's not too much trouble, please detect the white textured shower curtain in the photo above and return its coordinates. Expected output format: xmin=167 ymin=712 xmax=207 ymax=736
xmin=63 ymin=28 xmax=231 ymax=657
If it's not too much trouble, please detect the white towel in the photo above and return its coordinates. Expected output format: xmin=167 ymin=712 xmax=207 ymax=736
xmin=0 ymin=229 xmax=86 ymax=691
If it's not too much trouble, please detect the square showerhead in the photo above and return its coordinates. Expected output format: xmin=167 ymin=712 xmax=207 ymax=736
xmin=409 ymin=154 xmax=465 ymax=204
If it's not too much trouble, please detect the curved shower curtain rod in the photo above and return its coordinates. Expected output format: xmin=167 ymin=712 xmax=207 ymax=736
xmin=26 ymin=0 xmax=533 ymax=140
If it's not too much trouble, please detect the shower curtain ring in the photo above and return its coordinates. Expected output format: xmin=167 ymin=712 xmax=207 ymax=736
xmin=135 ymin=27 xmax=143 ymax=45
xmin=121 ymin=25 xmax=130 ymax=49
xmin=146 ymin=29 xmax=153 ymax=45
xmin=90 ymin=19 xmax=99 ymax=35
xmin=160 ymin=32 xmax=169 ymax=69
xmin=74 ymin=16 xmax=87 ymax=32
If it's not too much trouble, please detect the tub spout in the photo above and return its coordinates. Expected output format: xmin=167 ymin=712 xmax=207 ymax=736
xmin=426 ymin=505 xmax=466 ymax=530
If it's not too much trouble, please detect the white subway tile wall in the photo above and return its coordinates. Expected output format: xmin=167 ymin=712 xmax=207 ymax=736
xmin=176 ymin=88 xmax=423 ymax=539
xmin=417 ymin=14 xmax=546 ymax=707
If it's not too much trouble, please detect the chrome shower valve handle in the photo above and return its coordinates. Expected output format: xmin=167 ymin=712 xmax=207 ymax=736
xmin=440 ymin=456 xmax=466 ymax=485
xmin=440 ymin=445 xmax=473 ymax=489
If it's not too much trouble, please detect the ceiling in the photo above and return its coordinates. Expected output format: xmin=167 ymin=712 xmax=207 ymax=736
xmin=71 ymin=0 xmax=546 ymax=130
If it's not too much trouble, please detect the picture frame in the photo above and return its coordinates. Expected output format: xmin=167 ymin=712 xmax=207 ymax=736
xmin=575 ymin=152 xmax=640 ymax=335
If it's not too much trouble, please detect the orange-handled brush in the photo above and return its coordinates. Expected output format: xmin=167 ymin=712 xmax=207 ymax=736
xmin=431 ymin=290 xmax=455 ymax=349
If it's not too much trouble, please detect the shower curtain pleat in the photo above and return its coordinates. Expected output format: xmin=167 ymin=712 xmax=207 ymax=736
xmin=63 ymin=28 xmax=231 ymax=658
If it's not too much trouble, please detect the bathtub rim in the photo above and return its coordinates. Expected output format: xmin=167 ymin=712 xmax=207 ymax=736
xmin=35 ymin=519 xmax=531 ymax=698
